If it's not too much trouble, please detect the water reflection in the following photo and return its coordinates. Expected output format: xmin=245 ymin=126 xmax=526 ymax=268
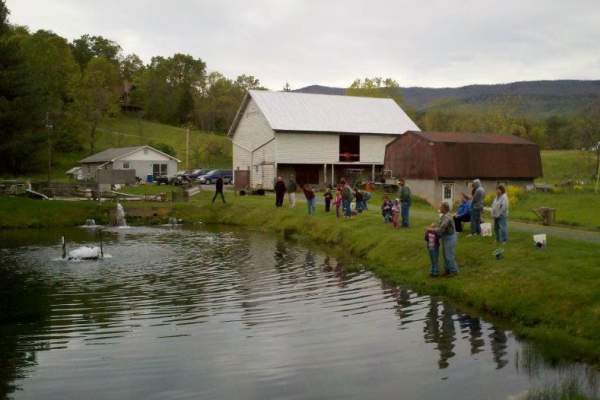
xmin=0 ymin=227 xmax=598 ymax=400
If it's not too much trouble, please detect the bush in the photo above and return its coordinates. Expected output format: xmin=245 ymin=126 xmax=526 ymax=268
xmin=484 ymin=185 xmax=524 ymax=206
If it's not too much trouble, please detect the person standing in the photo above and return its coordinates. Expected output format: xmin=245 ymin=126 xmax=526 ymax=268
xmin=287 ymin=176 xmax=297 ymax=208
xmin=491 ymin=185 xmax=509 ymax=244
xmin=398 ymin=179 xmax=411 ymax=227
xmin=354 ymin=188 xmax=364 ymax=213
xmin=334 ymin=188 xmax=342 ymax=218
xmin=212 ymin=177 xmax=226 ymax=204
xmin=341 ymin=179 xmax=353 ymax=218
xmin=303 ymin=184 xmax=316 ymax=215
xmin=274 ymin=176 xmax=287 ymax=208
xmin=470 ymin=179 xmax=485 ymax=235
xmin=424 ymin=224 xmax=440 ymax=277
xmin=436 ymin=202 xmax=459 ymax=276
xmin=323 ymin=185 xmax=333 ymax=212
xmin=453 ymin=193 xmax=471 ymax=233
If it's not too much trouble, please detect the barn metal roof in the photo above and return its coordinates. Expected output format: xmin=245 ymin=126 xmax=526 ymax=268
xmin=79 ymin=146 xmax=180 ymax=163
xmin=413 ymin=131 xmax=537 ymax=145
xmin=230 ymin=90 xmax=420 ymax=135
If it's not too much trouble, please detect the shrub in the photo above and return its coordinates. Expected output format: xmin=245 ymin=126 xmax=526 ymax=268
xmin=484 ymin=185 xmax=524 ymax=206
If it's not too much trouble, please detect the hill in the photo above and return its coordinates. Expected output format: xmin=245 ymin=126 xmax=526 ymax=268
xmin=295 ymin=80 xmax=600 ymax=117
xmin=7 ymin=116 xmax=233 ymax=182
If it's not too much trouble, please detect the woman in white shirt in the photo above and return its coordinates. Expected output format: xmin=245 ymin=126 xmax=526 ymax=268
xmin=491 ymin=185 xmax=509 ymax=244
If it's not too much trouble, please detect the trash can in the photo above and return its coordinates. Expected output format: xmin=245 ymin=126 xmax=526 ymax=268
xmin=147 ymin=175 xmax=154 ymax=183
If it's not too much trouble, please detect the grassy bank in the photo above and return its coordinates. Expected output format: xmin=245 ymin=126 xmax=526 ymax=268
xmin=2 ymin=194 xmax=600 ymax=366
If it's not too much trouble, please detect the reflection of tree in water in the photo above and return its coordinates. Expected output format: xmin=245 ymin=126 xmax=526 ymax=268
xmin=0 ymin=261 xmax=53 ymax=398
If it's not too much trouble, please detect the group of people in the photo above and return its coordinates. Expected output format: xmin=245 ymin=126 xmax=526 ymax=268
xmin=423 ymin=179 xmax=510 ymax=277
xmin=274 ymin=176 xmax=372 ymax=218
xmin=273 ymin=174 xmax=510 ymax=279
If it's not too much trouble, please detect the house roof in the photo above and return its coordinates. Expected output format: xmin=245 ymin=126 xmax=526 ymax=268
xmin=384 ymin=131 xmax=543 ymax=180
xmin=79 ymin=146 xmax=180 ymax=164
xmin=229 ymin=90 xmax=420 ymax=136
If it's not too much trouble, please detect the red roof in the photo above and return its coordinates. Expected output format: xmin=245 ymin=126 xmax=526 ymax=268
xmin=408 ymin=131 xmax=537 ymax=145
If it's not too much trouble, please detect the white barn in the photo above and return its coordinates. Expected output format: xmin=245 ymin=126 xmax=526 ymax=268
xmin=228 ymin=90 xmax=419 ymax=189
xmin=78 ymin=145 xmax=180 ymax=182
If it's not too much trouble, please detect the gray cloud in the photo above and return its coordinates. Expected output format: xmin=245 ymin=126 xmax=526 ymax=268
xmin=6 ymin=0 xmax=600 ymax=89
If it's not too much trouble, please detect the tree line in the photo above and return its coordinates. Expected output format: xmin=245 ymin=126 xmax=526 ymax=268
xmin=0 ymin=0 xmax=262 ymax=175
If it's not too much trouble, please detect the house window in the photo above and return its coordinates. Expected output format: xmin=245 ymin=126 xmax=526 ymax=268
xmin=152 ymin=163 xmax=168 ymax=177
xmin=123 ymin=162 xmax=130 ymax=169
xmin=339 ymin=135 xmax=360 ymax=162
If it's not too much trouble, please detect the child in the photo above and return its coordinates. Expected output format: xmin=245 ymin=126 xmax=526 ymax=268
xmin=424 ymin=223 xmax=440 ymax=277
xmin=324 ymin=185 xmax=333 ymax=212
xmin=302 ymin=184 xmax=316 ymax=215
xmin=391 ymin=199 xmax=400 ymax=228
xmin=381 ymin=196 xmax=393 ymax=223
xmin=334 ymin=188 xmax=342 ymax=218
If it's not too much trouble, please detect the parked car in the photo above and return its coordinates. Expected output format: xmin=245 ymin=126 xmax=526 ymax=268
xmin=197 ymin=170 xmax=233 ymax=184
xmin=155 ymin=175 xmax=170 ymax=185
xmin=186 ymin=169 xmax=209 ymax=180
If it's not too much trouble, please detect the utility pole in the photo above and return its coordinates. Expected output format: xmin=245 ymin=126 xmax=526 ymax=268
xmin=595 ymin=141 xmax=600 ymax=193
xmin=46 ymin=112 xmax=53 ymax=184
xmin=186 ymin=126 xmax=190 ymax=170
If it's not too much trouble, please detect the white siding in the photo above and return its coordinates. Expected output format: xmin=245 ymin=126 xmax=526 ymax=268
xmin=275 ymin=132 xmax=338 ymax=164
xmin=231 ymin=98 xmax=275 ymax=153
xmin=231 ymin=98 xmax=277 ymax=189
xmin=360 ymin=135 xmax=396 ymax=163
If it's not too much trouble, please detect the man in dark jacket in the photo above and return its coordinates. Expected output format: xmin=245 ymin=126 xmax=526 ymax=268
xmin=398 ymin=179 xmax=411 ymax=227
xmin=212 ymin=177 xmax=226 ymax=204
xmin=274 ymin=176 xmax=287 ymax=207
xmin=470 ymin=179 xmax=485 ymax=235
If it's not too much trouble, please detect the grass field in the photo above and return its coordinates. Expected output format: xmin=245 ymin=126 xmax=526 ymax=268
xmin=539 ymin=150 xmax=597 ymax=185
xmin=2 ymin=193 xmax=600 ymax=367
xmin=2 ymin=115 xmax=232 ymax=182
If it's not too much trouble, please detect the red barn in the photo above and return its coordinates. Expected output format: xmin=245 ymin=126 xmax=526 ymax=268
xmin=384 ymin=131 xmax=543 ymax=206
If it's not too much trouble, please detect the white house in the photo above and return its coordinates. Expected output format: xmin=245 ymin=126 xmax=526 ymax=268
xmin=77 ymin=145 xmax=180 ymax=182
xmin=228 ymin=90 xmax=420 ymax=189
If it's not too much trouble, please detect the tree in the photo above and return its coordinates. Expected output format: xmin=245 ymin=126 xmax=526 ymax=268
xmin=135 ymin=53 xmax=206 ymax=125
xmin=346 ymin=77 xmax=415 ymax=118
xmin=152 ymin=142 xmax=176 ymax=157
xmin=71 ymin=34 xmax=121 ymax=70
xmin=0 ymin=0 xmax=8 ymax=35
xmin=72 ymin=57 xmax=121 ymax=153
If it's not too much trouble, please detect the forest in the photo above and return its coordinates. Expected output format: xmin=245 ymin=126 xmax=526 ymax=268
xmin=1 ymin=0 xmax=599 ymax=177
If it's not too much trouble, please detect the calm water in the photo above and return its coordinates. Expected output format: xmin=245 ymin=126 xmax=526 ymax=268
xmin=0 ymin=226 xmax=598 ymax=400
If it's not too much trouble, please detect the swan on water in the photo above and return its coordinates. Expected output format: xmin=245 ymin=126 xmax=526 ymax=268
xmin=62 ymin=236 xmax=104 ymax=261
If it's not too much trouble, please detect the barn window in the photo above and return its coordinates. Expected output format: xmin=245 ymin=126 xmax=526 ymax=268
xmin=339 ymin=135 xmax=360 ymax=162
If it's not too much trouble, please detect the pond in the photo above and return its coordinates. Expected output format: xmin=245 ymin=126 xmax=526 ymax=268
xmin=0 ymin=226 xmax=598 ymax=400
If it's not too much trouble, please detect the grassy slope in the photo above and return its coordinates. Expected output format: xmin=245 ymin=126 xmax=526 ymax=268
xmin=539 ymin=150 xmax=597 ymax=184
xmin=2 ymin=193 xmax=600 ymax=365
xmin=4 ymin=116 xmax=232 ymax=182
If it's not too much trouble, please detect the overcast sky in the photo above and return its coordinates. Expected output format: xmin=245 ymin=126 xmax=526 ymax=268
xmin=6 ymin=0 xmax=600 ymax=90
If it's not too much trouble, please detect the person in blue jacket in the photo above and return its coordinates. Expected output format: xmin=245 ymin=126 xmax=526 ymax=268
xmin=453 ymin=192 xmax=471 ymax=233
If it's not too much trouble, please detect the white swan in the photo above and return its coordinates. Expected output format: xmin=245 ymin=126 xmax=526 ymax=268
xmin=62 ymin=236 xmax=104 ymax=260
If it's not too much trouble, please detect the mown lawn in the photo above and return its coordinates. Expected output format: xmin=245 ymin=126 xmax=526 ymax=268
xmin=511 ymin=190 xmax=600 ymax=230
xmin=2 ymin=193 xmax=599 ymax=365
xmin=539 ymin=150 xmax=597 ymax=185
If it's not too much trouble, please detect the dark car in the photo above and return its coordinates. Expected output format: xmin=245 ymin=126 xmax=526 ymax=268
xmin=197 ymin=169 xmax=233 ymax=184
xmin=186 ymin=169 xmax=209 ymax=180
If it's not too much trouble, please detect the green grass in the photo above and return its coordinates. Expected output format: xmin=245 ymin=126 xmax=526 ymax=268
xmin=539 ymin=150 xmax=597 ymax=185
xmin=511 ymin=190 xmax=600 ymax=230
xmin=3 ymin=193 xmax=600 ymax=366
xmin=526 ymin=378 xmax=598 ymax=400
xmin=1 ymin=115 xmax=233 ymax=182
xmin=96 ymin=115 xmax=232 ymax=170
